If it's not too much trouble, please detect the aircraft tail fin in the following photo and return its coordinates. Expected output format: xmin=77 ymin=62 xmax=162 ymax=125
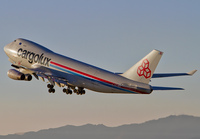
xmin=121 ymin=49 xmax=163 ymax=84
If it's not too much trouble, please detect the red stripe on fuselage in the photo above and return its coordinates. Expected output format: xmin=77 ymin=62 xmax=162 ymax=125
xmin=50 ymin=61 xmax=149 ymax=94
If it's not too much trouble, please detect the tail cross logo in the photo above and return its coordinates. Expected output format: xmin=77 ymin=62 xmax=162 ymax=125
xmin=137 ymin=59 xmax=151 ymax=79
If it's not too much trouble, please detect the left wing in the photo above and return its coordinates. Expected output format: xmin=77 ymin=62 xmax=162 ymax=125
xmin=29 ymin=66 xmax=68 ymax=87
xmin=13 ymin=64 xmax=68 ymax=87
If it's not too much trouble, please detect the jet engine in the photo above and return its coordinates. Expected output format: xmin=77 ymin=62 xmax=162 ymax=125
xmin=7 ymin=69 xmax=32 ymax=81
xmin=25 ymin=74 xmax=32 ymax=81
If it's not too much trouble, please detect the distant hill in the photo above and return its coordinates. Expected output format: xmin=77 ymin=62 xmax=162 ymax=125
xmin=1 ymin=115 xmax=200 ymax=139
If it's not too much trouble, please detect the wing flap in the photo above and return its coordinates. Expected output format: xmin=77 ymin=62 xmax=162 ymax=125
xmin=26 ymin=66 xmax=68 ymax=86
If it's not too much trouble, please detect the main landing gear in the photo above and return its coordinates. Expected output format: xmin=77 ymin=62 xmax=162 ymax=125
xmin=47 ymin=84 xmax=55 ymax=93
xmin=63 ymin=88 xmax=72 ymax=95
xmin=72 ymin=88 xmax=86 ymax=95
xmin=47 ymin=84 xmax=86 ymax=95
xmin=63 ymin=87 xmax=86 ymax=95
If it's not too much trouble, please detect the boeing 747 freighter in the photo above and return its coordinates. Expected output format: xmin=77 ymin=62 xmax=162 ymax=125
xmin=4 ymin=39 xmax=197 ymax=95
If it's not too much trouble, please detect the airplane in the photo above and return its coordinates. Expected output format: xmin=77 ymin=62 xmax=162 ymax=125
xmin=4 ymin=38 xmax=197 ymax=95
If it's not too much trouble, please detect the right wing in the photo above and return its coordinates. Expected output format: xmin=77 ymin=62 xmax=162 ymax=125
xmin=116 ymin=70 xmax=197 ymax=78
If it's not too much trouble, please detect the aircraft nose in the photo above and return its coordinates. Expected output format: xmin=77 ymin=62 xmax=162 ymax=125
xmin=4 ymin=42 xmax=12 ymax=56
xmin=4 ymin=44 xmax=9 ymax=54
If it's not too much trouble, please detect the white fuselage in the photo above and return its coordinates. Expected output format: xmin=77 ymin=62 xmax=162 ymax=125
xmin=4 ymin=39 xmax=152 ymax=94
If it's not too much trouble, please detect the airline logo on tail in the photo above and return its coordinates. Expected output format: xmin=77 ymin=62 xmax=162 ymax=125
xmin=137 ymin=59 xmax=151 ymax=79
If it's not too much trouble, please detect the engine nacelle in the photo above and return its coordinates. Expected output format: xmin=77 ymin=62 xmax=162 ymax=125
xmin=24 ymin=74 xmax=32 ymax=81
xmin=7 ymin=69 xmax=25 ymax=80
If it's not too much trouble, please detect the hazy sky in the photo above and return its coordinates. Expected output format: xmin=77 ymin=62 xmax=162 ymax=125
xmin=0 ymin=0 xmax=200 ymax=135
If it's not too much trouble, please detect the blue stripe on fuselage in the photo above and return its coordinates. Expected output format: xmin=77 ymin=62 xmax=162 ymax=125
xmin=50 ymin=63 xmax=138 ymax=94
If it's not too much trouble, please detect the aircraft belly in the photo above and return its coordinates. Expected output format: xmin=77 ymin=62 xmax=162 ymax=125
xmin=47 ymin=53 xmax=152 ymax=94
xmin=65 ymin=74 xmax=113 ymax=92
xmin=49 ymin=60 xmax=151 ymax=94
xmin=66 ymin=74 xmax=141 ymax=94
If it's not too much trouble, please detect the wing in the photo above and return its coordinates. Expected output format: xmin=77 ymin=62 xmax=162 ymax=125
xmin=29 ymin=66 xmax=68 ymax=87
xmin=11 ymin=64 xmax=85 ymax=94
xmin=115 ymin=70 xmax=197 ymax=78
xmin=152 ymin=70 xmax=197 ymax=78
xmin=13 ymin=64 xmax=69 ymax=87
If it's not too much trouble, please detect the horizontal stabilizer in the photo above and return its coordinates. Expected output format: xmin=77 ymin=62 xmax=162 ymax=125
xmin=152 ymin=86 xmax=184 ymax=90
xmin=152 ymin=70 xmax=197 ymax=78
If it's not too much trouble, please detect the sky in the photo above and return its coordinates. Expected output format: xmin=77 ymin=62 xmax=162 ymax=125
xmin=0 ymin=0 xmax=200 ymax=135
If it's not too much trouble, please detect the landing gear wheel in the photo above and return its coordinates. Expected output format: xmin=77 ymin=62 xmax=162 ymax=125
xmin=68 ymin=89 xmax=72 ymax=95
xmin=47 ymin=84 xmax=54 ymax=88
xmin=48 ymin=88 xmax=54 ymax=93
xmin=63 ymin=88 xmax=67 ymax=93
xmin=74 ymin=89 xmax=78 ymax=94
xmin=76 ymin=88 xmax=86 ymax=95
xmin=48 ymin=84 xmax=55 ymax=93
xmin=82 ymin=90 xmax=85 ymax=95
xmin=65 ymin=89 xmax=69 ymax=94
xmin=63 ymin=88 xmax=73 ymax=95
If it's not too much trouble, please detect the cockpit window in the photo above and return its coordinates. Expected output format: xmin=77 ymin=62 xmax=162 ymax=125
xmin=14 ymin=40 xmax=16 ymax=42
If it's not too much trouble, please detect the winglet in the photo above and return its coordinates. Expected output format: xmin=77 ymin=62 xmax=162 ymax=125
xmin=187 ymin=70 xmax=197 ymax=75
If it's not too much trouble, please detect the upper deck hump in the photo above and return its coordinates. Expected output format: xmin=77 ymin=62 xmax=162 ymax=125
xmin=16 ymin=38 xmax=54 ymax=53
